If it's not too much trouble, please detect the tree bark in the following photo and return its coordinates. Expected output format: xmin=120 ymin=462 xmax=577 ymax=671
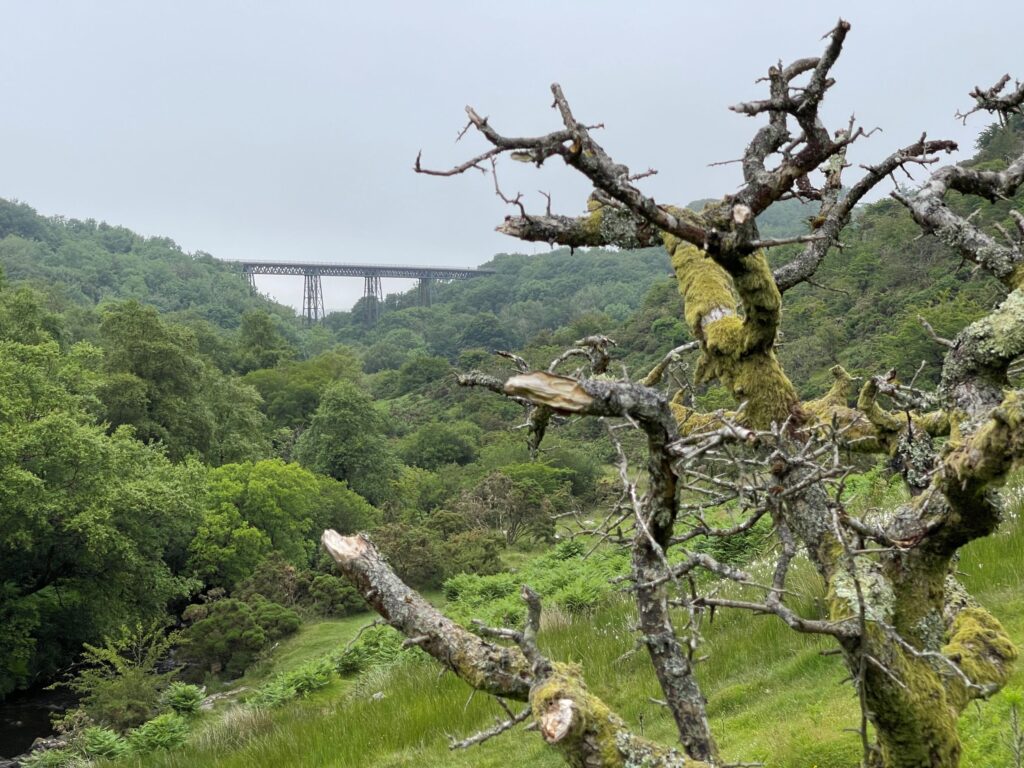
xmin=322 ymin=530 xmax=707 ymax=768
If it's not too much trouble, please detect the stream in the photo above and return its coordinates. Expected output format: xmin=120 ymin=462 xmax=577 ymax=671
xmin=0 ymin=688 xmax=74 ymax=759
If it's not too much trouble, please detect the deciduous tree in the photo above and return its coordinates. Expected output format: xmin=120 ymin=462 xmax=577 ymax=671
xmin=295 ymin=380 xmax=398 ymax=505
xmin=325 ymin=22 xmax=1024 ymax=768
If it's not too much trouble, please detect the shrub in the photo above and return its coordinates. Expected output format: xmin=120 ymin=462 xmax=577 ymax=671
xmin=161 ymin=682 xmax=205 ymax=716
xmin=234 ymin=554 xmax=304 ymax=607
xmin=554 ymin=539 xmax=586 ymax=560
xmin=554 ymin=577 xmax=604 ymax=614
xmin=76 ymin=726 xmax=130 ymax=759
xmin=371 ymin=525 xmax=444 ymax=589
xmin=441 ymin=572 xmax=476 ymax=602
xmin=439 ymin=530 xmax=504 ymax=580
xmin=307 ymin=574 xmax=366 ymax=617
xmin=19 ymin=750 xmax=82 ymax=768
xmin=543 ymin=444 xmax=602 ymax=500
xmin=398 ymin=420 xmax=479 ymax=469
xmin=691 ymin=513 xmax=772 ymax=565
xmin=246 ymin=678 xmax=298 ymax=709
xmin=57 ymin=622 xmax=178 ymax=731
xmin=333 ymin=625 xmax=417 ymax=676
xmin=455 ymin=469 xmax=564 ymax=545
xmin=395 ymin=355 xmax=452 ymax=395
xmin=127 ymin=712 xmax=190 ymax=753
xmin=72 ymin=667 xmax=164 ymax=732
xmin=443 ymin=547 xmax=630 ymax=628
xmin=842 ymin=461 xmax=909 ymax=515
xmin=179 ymin=599 xmax=267 ymax=677
xmin=248 ymin=658 xmax=335 ymax=708
xmin=248 ymin=595 xmax=301 ymax=641
xmin=285 ymin=658 xmax=335 ymax=695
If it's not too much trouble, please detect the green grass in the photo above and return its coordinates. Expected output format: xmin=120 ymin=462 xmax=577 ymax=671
xmin=233 ymin=616 xmax=372 ymax=689
xmin=105 ymin=490 xmax=1024 ymax=768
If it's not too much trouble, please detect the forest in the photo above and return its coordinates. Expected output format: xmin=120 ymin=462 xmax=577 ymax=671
xmin=1 ymin=48 xmax=1024 ymax=768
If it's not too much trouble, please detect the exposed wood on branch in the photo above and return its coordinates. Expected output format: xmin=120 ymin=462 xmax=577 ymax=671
xmin=321 ymin=531 xmax=533 ymax=700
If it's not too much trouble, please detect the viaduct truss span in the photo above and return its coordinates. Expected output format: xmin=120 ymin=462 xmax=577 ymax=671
xmin=238 ymin=261 xmax=495 ymax=323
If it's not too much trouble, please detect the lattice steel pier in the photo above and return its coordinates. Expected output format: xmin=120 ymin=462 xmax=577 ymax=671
xmin=237 ymin=261 xmax=494 ymax=323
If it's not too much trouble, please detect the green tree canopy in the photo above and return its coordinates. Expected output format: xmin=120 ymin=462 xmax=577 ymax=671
xmin=98 ymin=299 xmax=270 ymax=463
xmin=231 ymin=310 xmax=295 ymax=374
xmin=294 ymin=381 xmax=398 ymax=504
xmin=0 ymin=340 xmax=203 ymax=697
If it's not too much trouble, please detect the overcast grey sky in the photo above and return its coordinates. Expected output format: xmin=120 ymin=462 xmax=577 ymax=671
xmin=1 ymin=1 xmax=1021 ymax=312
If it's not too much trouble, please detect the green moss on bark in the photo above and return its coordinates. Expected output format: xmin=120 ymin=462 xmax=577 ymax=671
xmin=529 ymin=663 xmax=694 ymax=768
xmin=665 ymin=240 xmax=799 ymax=428
xmin=863 ymin=632 xmax=961 ymax=768
xmin=942 ymin=607 xmax=1018 ymax=710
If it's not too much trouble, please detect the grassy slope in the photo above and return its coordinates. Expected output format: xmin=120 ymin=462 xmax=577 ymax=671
xmin=112 ymin=497 xmax=1024 ymax=768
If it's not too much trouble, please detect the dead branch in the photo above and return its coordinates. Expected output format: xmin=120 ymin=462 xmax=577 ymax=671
xmin=449 ymin=705 xmax=532 ymax=750
xmin=918 ymin=315 xmax=955 ymax=349
xmin=321 ymin=531 xmax=533 ymax=700
xmin=892 ymin=93 xmax=1024 ymax=288
xmin=774 ymin=135 xmax=957 ymax=292
xmin=642 ymin=341 xmax=699 ymax=386
xmin=956 ymin=74 xmax=1024 ymax=123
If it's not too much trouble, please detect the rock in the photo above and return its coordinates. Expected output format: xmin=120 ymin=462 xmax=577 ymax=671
xmin=370 ymin=691 xmax=386 ymax=702
xmin=28 ymin=735 xmax=66 ymax=752
xmin=0 ymin=734 xmax=70 ymax=768
xmin=200 ymin=687 xmax=249 ymax=711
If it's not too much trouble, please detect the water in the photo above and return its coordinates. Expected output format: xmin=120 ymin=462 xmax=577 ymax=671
xmin=0 ymin=688 xmax=74 ymax=758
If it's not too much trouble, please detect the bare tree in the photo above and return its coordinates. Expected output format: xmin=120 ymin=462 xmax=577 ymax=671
xmin=325 ymin=21 xmax=1023 ymax=768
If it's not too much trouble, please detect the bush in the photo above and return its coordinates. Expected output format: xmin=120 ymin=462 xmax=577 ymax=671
xmin=245 ymin=677 xmax=298 ymax=709
xmin=542 ymin=444 xmax=602 ymax=500
xmin=76 ymin=726 xmax=130 ymax=759
xmin=439 ymin=530 xmax=504 ymax=580
xmin=72 ymin=667 xmax=166 ymax=732
xmin=442 ymin=547 xmax=630 ymax=628
xmin=248 ymin=595 xmax=301 ymax=641
xmin=371 ymin=525 xmax=444 ymax=589
xmin=127 ymin=712 xmax=190 ymax=753
xmin=398 ymin=421 xmax=479 ymax=470
xmin=57 ymin=622 xmax=178 ymax=731
xmin=691 ymin=513 xmax=772 ymax=565
xmin=333 ymin=626 xmax=417 ymax=676
xmin=554 ymin=539 xmax=586 ymax=560
xmin=554 ymin=577 xmax=604 ymax=614
xmin=455 ymin=469 xmax=564 ymax=545
xmin=284 ymin=658 xmax=335 ymax=695
xmin=179 ymin=595 xmax=300 ymax=678
xmin=395 ymin=355 xmax=452 ymax=395
xmin=307 ymin=574 xmax=366 ymax=617
xmin=179 ymin=599 xmax=267 ymax=677
xmin=248 ymin=658 xmax=336 ymax=708
xmin=160 ymin=682 xmax=205 ymax=716
xmin=441 ymin=572 xmax=477 ymax=602
xmin=234 ymin=554 xmax=304 ymax=607
xmin=19 ymin=750 xmax=82 ymax=768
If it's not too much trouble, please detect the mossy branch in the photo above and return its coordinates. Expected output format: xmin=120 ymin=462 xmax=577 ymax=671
xmin=322 ymin=531 xmax=711 ymax=768
xmin=321 ymin=531 xmax=533 ymax=700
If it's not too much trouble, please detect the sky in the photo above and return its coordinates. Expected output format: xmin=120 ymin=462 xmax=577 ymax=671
xmin=1 ymin=1 xmax=1022 ymax=312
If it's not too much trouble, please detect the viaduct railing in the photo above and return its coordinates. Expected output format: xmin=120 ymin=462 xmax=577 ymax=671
xmin=231 ymin=261 xmax=495 ymax=323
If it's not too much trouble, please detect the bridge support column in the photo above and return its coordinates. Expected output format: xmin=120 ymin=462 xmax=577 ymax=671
xmin=417 ymin=277 xmax=434 ymax=307
xmin=302 ymin=271 xmax=325 ymax=324
xmin=244 ymin=268 xmax=256 ymax=290
xmin=364 ymin=274 xmax=383 ymax=323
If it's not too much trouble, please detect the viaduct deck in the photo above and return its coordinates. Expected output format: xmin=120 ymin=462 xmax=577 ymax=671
xmin=231 ymin=261 xmax=495 ymax=322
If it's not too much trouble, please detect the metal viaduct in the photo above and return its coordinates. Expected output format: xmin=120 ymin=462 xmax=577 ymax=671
xmin=236 ymin=261 xmax=495 ymax=323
